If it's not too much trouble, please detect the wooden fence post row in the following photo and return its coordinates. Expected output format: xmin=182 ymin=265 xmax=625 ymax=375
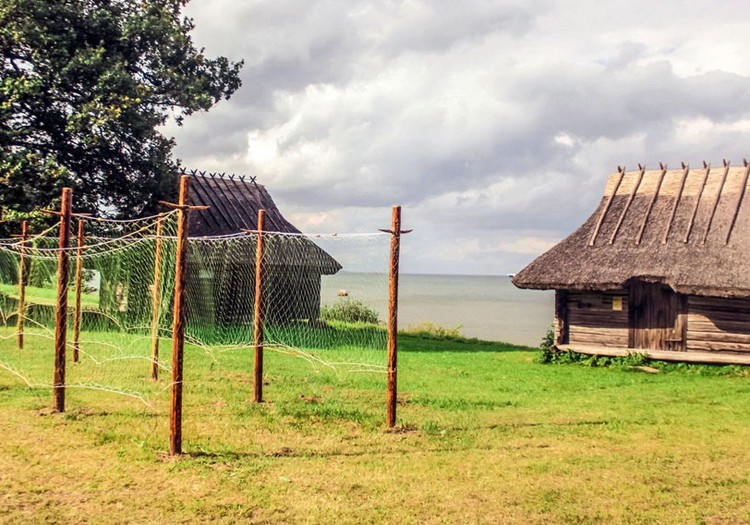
xmin=44 ymin=184 xmax=403 ymax=448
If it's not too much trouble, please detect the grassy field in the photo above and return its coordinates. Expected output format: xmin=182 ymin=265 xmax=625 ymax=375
xmin=0 ymin=282 xmax=100 ymax=309
xmin=2 ymin=330 xmax=750 ymax=524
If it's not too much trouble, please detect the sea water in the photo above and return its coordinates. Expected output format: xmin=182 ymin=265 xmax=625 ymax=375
xmin=321 ymin=273 xmax=553 ymax=347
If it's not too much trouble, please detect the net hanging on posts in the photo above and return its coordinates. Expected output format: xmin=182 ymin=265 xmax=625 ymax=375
xmin=0 ymin=211 xmax=392 ymax=419
xmin=184 ymin=231 xmax=391 ymax=375
xmin=0 ymin=211 xmax=180 ymax=409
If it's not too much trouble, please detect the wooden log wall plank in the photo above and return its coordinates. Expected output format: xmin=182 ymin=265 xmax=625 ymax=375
xmin=567 ymin=290 xmax=629 ymax=347
xmin=560 ymin=344 xmax=750 ymax=365
xmin=686 ymin=295 xmax=750 ymax=353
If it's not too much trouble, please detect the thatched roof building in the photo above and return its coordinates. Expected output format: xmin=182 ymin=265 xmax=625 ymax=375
xmin=514 ymin=161 xmax=750 ymax=364
xmin=185 ymin=172 xmax=341 ymax=326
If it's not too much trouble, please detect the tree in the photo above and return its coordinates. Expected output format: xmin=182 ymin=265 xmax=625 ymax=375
xmin=0 ymin=0 xmax=243 ymax=220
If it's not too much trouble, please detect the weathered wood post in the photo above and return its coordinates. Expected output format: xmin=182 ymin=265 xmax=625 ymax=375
xmin=53 ymin=188 xmax=73 ymax=413
xmin=170 ymin=176 xmax=190 ymax=455
xmin=72 ymin=219 xmax=84 ymax=363
xmin=150 ymin=217 xmax=164 ymax=381
xmin=554 ymin=290 xmax=569 ymax=346
xmin=386 ymin=205 xmax=403 ymax=428
xmin=17 ymin=220 xmax=28 ymax=350
xmin=253 ymin=209 xmax=266 ymax=403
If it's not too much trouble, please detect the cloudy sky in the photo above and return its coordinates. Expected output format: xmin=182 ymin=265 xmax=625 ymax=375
xmin=166 ymin=0 xmax=750 ymax=275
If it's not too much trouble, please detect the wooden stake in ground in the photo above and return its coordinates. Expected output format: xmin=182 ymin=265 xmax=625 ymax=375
xmin=169 ymin=176 xmax=191 ymax=456
xmin=72 ymin=219 xmax=84 ymax=363
xmin=53 ymin=188 xmax=73 ymax=413
xmin=159 ymin=174 xmax=207 ymax=456
xmin=253 ymin=209 xmax=266 ymax=403
xmin=383 ymin=205 xmax=410 ymax=428
xmin=150 ymin=217 xmax=164 ymax=381
xmin=17 ymin=220 xmax=28 ymax=350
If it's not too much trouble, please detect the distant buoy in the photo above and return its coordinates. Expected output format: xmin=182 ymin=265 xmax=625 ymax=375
xmin=337 ymin=289 xmax=349 ymax=297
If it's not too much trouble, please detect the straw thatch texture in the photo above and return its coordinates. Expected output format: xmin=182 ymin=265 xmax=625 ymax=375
xmin=513 ymin=165 xmax=750 ymax=298
xmin=187 ymin=173 xmax=341 ymax=274
xmin=189 ymin=174 xmax=301 ymax=236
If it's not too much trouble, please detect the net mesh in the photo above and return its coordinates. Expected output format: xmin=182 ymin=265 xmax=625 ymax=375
xmin=186 ymin=231 xmax=390 ymax=374
xmin=0 ymin=213 xmax=391 ymax=419
xmin=0 ymin=212 xmax=180 ymax=411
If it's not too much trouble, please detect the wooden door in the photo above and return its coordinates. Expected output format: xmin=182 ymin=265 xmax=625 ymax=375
xmin=628 ymin=282 xmax=680 ymax=350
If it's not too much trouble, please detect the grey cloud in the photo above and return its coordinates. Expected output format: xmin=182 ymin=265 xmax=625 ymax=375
xmin=605 ymin=41 xmax=647 ymax=72
xmin=170 ymin=0 xmax=750 ymax=274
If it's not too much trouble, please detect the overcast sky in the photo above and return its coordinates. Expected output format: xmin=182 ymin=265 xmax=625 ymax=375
xmin=166 ymin=0 xmax=750 ymax=275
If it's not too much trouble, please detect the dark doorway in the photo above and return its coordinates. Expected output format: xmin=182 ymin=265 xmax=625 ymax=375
xmin=628 ymin=281 xmax=680 ymax=350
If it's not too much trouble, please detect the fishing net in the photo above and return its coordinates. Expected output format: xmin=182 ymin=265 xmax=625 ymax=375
xmin=0 ymin=213 xmax=391 ymax=420
xmin=0 ymin=212 xmax=180 ymax=415
xmin=186 ymin=231 xmax=391 ymax=375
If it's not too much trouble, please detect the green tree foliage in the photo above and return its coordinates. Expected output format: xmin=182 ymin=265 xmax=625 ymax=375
xmin=0 ymin=0 xmax=242 ymax=221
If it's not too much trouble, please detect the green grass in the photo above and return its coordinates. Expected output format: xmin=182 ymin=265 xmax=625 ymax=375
xmin=0 ymin=282 xmax=99 ymax=308
xmin=2 ymin=329 xmax=750 ymax=524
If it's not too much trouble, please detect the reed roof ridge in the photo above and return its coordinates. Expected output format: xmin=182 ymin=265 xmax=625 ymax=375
xmin=177 ymin=167 xmax=259 ymax=185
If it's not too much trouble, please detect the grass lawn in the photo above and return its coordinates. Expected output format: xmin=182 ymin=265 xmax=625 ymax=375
xmin=0 ymin=282 xmax=100 ymax=309
xmin=2 ymin=330 xmax=750 ymax=524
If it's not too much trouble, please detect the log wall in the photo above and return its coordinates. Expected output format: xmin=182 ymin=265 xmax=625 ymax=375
xmin=567 ymin=291 xmax=629 ymax=347
xmin=686 ymin=296 xmax=750 ymax=353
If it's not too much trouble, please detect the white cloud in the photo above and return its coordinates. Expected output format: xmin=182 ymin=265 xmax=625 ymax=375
xmin=169 ymin=0 xmax=750 ymax=274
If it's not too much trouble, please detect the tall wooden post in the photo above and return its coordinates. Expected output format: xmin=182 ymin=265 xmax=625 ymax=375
xmin=150 ymin=218 xmax=164 ymax=381
xmin=170 ymin=176 xmax=190 ymax=456
xmin=17 ymin=220 xmax=28 ymax=350
xmin=53 ymin=188 xmax=73 ymax=413
xmin=253 ymin=210 xmax=266 ymax=403
xmin=72 ymin=219 xmax=84 ymax=363
xmin=386 ymin=205 xmax=402 ymax=428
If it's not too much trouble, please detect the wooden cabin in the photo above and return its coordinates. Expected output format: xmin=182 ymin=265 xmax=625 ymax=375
xmin=513 ymin=162 xmax=750 ymax=365
xmin=186 ymin=173 xmax=341 ymax=327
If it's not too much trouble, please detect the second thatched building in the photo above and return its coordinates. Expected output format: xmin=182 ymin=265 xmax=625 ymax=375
xmin=513 ymin=162 xmax=750 ymax=364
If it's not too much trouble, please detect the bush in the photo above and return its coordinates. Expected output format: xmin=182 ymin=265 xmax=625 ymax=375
xmin=320 ymin=299 xmax=380 ymax=325
xmin=403 ymin=322 xmax=463 ymax=338
xmin=536 ymin=325 xmax=557 ymax=363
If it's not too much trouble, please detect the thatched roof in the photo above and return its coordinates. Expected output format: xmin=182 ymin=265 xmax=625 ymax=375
xmin=187 ymin=173 xmax=341 ymax=274
xmin=188 ymin=173 xmax=301 ymax=236
xmin=513 ymin=162 xmax=750 ymax=298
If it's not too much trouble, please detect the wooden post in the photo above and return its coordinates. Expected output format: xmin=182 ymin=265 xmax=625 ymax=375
xmin=150 ymin=217 xmax=164 ymax=381
xmin=53 ymin=188 xmax=72 ymax=413
xmin=253 ymin=209 xmax=266 ymax=403
xmin=554 ymin=290 xmax=569 ymax=346
xmin=17 ymin=220 xmax=28 ymax=350
xmin=386 ymin=205 xmax=402 ymax=428
xmin=72 ymin=219 xmax=84 ymax=363
xmin=170 ymin=176 xmax=190 ymax=456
